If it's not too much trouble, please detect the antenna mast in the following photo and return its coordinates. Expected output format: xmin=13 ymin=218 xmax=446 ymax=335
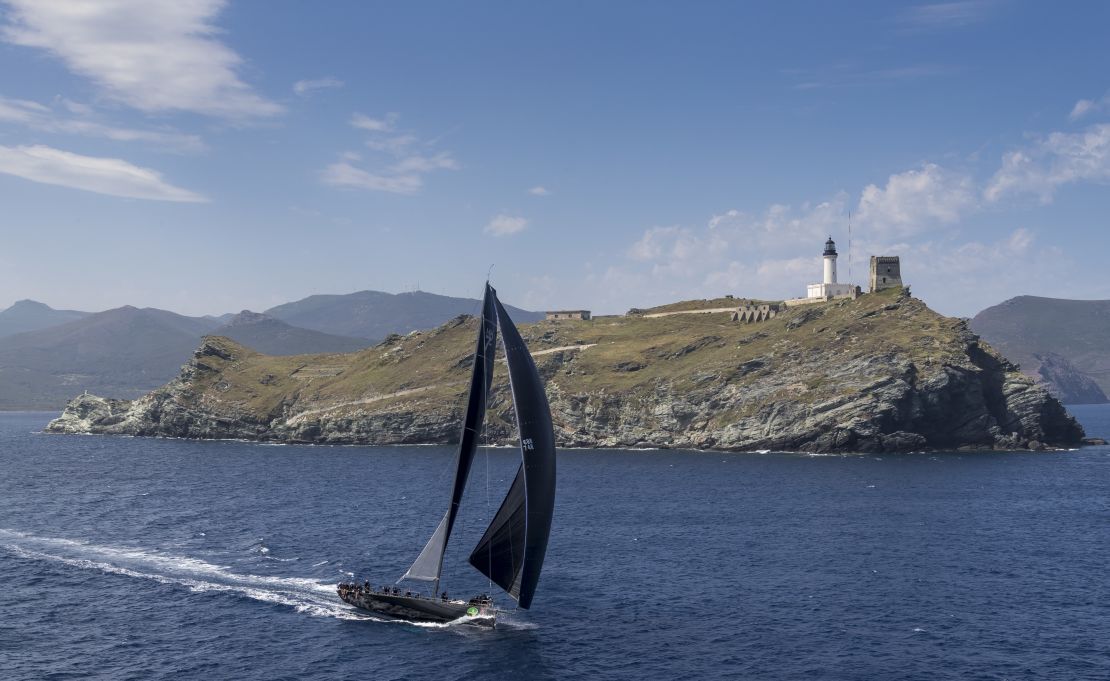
xmin=848 ymin=210 xmax=852 ymax=284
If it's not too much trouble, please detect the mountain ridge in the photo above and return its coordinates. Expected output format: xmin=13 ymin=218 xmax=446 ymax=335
xmin=970 ymin=295 xmax=1110 ymax=404
xmin=0 ymin=291 xmax=544 ymax=409
xmin=265 ymin=289 xmax=544 ymax=342
xmin=0 ymin=299 xmax=90 ymax=338
xmin=212 ymin=311 xmax=372 ymax=355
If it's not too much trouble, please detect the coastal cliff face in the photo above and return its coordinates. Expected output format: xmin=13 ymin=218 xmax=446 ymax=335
xmin=48 ymin=289 xmax=1084 ymax=453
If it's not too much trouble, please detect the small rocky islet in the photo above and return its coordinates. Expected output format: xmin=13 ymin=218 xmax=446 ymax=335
xmin=48 ymin=288 xmax=1087 ymax=453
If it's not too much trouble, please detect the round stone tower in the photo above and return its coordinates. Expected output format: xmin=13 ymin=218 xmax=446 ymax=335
xmin=823 ymin=236 xmax=838 ymax=285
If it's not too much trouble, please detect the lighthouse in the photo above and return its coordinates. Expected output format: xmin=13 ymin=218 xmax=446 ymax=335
xmin=823 ymin=236 xmax=838 ymax=285
xmin=804 ymin=236 xmax=856 ymax=301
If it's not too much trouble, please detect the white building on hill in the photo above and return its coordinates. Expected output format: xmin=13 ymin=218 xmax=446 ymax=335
xmin=784 ymin=237 xmax=859 ymax=307
xmin=806 ymin=237 xmax=856 ymax=299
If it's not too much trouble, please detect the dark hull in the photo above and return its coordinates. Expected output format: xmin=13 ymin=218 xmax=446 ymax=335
xmin=338 ymin=588 xmax=495 ymax=627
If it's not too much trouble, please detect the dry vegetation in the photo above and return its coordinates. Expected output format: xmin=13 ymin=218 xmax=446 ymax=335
xmin=188 ymin=287 xmax=963 ymax=422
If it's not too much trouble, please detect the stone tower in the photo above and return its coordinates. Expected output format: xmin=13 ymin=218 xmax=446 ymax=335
xmin=869 ymin=256 xmax=902 ymax=292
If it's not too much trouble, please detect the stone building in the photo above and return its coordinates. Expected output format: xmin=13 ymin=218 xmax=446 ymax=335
xmin=868 ymin=256 xmax=902 ymax=292
xmin=546 ymin=310 xmax=592 ymax=321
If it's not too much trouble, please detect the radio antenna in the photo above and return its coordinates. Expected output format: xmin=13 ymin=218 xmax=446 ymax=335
xmin=848 ymin=210 xmax=852 ymax=284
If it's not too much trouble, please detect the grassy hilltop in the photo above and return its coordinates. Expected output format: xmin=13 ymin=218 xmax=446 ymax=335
xmin=49 ymin=288 xmax=1084 ymax=453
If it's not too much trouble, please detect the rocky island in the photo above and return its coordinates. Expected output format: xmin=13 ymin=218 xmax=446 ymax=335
xmin=47 ymin=288 xmax=1085 ymax=453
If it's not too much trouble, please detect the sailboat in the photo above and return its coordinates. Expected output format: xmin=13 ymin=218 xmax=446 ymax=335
xmin=337 ymin=283 xmax=556 ymax=627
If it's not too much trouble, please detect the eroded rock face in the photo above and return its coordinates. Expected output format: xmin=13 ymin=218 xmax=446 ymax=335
xmin=1034 ymin=352 xmax=1109 ymax=405
xmin=46 ymin=393 xmax=134 ymax=433
xmin=46 ymin=295 xmax=1086 ymax=453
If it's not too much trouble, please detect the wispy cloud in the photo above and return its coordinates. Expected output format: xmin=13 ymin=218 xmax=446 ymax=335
xmin=350 ymin=113 xmax=398 ymax=132
xmin=528 ymin=185 xmax=550 ymax=196
xmin=0 ymin=96 xmax=204 ymax=152
xmin=293 ymin=76 xmax=344 ymax=97
xmin=985 ymin=123 xmax=1110 ymax=204
xmin=1069 ymin=92 xmax=1109 ymax=121
xmin=1 ymin=0 xmax=281 ymax=119
xmin=321 ymin=113 xmax=457 ymax=194
xmin=897 ymin=1 xmax=996 ymax=30
xmin=484 ymin=214 xmax=528 ymax=236
xmin=319 ymin=161 xmax=422 ymax=194
xmin=0 ymin=144 xmax=207 ymax=202
xmin=790 ymin=64 xmax=950 ymax=90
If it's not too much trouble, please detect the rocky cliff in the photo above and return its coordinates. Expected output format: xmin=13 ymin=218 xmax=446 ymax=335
xmin=47 ymin=288 xmax=1085 ymax=453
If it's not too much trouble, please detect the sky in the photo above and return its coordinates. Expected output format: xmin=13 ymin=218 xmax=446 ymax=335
xmin=0 ymin=0 xmax=1108 ymax=318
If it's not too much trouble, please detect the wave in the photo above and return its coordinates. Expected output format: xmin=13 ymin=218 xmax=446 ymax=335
xmin=0 ymin=528 xmax=522 ymax=630
xmin=0 ymin=529 xmax=415 ymax=625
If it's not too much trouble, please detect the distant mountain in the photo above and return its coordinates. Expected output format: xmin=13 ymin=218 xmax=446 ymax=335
xmin=213 ymin=311 xmax=372 ymax=356
xmin=0 ymin=299 xmax=89 ymax=338
xmin=0 ymin=306 xmax=220 ymax=410
xmin=970 ymin=296 xmax=1110 ymax=404
xmin=265 ymin=290 xmax=544 ymax=342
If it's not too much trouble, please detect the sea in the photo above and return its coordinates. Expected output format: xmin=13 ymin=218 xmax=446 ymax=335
xmin=2 ymin=408 xmax=1109 ymax=681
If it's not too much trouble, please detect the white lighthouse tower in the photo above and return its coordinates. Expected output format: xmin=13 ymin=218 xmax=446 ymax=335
xmin=822 ymin=236 xmax=838 ymax=285
xmin=805 ymin=236 xmax=856 ymax=300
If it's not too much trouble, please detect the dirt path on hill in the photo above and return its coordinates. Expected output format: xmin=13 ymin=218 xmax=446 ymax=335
xmin=642 ymin=308 xmax=736 ymax=318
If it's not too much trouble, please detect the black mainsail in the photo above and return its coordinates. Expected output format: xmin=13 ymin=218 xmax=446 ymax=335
xmin=467 ymin=294 xmax=557 ymax=609
xmin=400 ymin=285 xmax=498 ymax=592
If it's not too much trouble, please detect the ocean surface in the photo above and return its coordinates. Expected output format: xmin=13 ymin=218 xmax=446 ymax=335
xmin=2 ymin=409 xmax=1109 ymax=680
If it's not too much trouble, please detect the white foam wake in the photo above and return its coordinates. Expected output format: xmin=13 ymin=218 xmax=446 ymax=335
xmin=0 ymin=528 xmax=373 ymax=622
xmin=0 ymin=528 xmax=517 ymax=630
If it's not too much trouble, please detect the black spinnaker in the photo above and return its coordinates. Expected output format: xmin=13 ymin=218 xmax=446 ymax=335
xmin=467 ymin=293 xmax=557 ymax=609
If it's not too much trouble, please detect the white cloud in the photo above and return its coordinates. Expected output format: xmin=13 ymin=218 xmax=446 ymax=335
xmin=319 ymin=161 xmax=422 ymax=195
xmin=322 ymin=113 xmax=457 ymax=194
xmin=903 ymin=228 xmax=1075 ymax=314
xmin=985 ymin=123 xmax=1110 ymax=203
xmin=293 ymin=76 xmax=344 ymax=97
xmin=528 ymin=185 xmax=550 ymax=196
xmin=0 ymin=96 xmax=48 ymax=123
xmin=0 ymin=95 xmax=204 ymax=152
xmin=1070 ymin=99 xmax=1095 ymax=121
xmin=603 ymin=162 xmax=1011 ymax=312
xmin=391 ymin=153 xmax=458 ymax=173
xmin=365 ymin=134 xmax=417 ymax=154
xmin=1 ymin=0 xmax=281 ymax=119
xmin=0 ymin=144 xmax=206 ymax=202
xmin=855 ymin=163 xmax=976 ymax=236
xmin=1068 ymin=92 xmax=1108 ymax=121
xmin=484 ymin=214 xmax=528 ymax=237
xmin=350 ymin=113 xmax=397 ymax=132
xmin=897 ymin=1 xmax=995 ymax=29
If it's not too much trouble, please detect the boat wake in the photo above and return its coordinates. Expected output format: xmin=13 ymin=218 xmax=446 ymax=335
xmin=0 ymin=528 xmax=477 ymax=627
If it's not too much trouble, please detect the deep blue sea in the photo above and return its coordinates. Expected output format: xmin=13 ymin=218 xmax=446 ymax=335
xmin=2 ymin=409 xmax=1110 ymax=680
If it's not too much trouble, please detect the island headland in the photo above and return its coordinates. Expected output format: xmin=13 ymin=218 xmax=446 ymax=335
xmin=47 ymin=286 xmax=1085 ymax=453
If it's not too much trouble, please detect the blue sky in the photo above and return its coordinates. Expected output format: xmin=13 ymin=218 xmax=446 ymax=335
xmin=0 ymin=0 xmax=1108 ymax=317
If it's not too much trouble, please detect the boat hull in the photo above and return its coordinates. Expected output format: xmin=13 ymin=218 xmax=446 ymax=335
xmin=338 ymin=587 xmax=496 ymax=627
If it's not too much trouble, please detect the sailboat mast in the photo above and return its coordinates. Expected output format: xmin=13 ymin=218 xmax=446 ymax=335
xmin=398 ymin=284 xmax=498 ymax=591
